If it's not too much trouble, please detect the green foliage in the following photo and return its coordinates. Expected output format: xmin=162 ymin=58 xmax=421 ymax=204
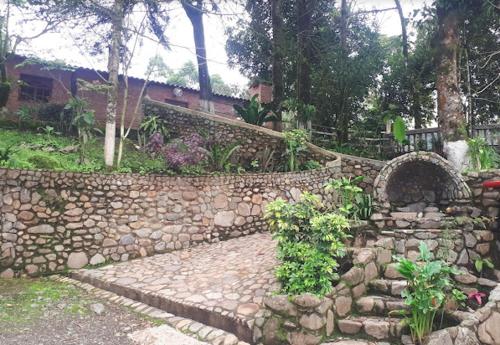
xmin=15 ymin=105 xmax=35 ymax=128
xmin=283 ymin=129 xmax=308 ymax=172
xmin=265 ymin=192 xmax=350 ymax=295
xmin=0 ymin=144 xmax=17 ymax=164
xmin=27 ymin=154 xmax=62 ymax=170
xmin=233 ymin=95 xmax=276 ymax=126
xmin=467 ymin=137 xmax=499 ymax=170
xmin=207 ymin=143 xmax=241 ymax=172
xmin=301 ymin=160 xmax=321 ymax=171
xmin=393 ymin=116 xmax=408 ymax=145
xmin=396 ymin=243 xmax=464 ymax=344
xmin=474 ymin=258 xmax=494 ymax=276
xmin=252 ymin=147 xmax=276 ymax=172
xmin=325 ymin=176 xmax=372 ymax=220
xmin=138 ymin=115 xmax=169 ymax=147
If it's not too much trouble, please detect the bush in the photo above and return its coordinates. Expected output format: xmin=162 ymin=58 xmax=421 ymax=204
xmin=265 ymin=192 xmax=350 ymax=295
xmin=27 ymin=154 xmax=62 ymax=170
xmin=163 ymin=133 xmax=207 ymax=171
xmin=325 ymin=176 xmax=373 ymax=220
xmin=467 ymin=137 xmax=499 ymax=170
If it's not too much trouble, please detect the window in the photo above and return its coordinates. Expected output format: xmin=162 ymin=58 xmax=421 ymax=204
xmin=18 ymin=74 xmax=53 ymax=102
xmin=165 ymin=99 xmax=188 ymax=108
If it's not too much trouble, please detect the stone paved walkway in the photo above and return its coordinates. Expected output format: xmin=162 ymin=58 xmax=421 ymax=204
xmin=72 ymin=233 xmax=279 ymax=342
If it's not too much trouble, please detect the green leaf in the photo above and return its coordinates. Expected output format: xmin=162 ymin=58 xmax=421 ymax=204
xmin=393 ymin=116 xmax=407 ymax=145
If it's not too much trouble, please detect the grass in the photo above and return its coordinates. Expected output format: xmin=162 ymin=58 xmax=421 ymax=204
xmin=0 ymin=278 xmax=88 ymax=329
xmin=0 ymin=128 xmax=169 ymax=174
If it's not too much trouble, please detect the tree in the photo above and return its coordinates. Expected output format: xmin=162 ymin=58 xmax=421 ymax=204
xmin=270 ymin=0 xmax=285 ymax=128
xmin=435 ymin=0 xmax=467 ymax=169
xmin=181 ymin=0 xmax=214 ymax=113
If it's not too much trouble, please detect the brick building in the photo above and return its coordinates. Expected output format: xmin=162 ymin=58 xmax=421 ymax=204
xmin=3 ymin=55 xmax=271 ymax=128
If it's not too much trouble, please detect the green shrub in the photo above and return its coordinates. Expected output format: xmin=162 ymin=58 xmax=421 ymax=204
xmin=265 ymin=192 xmax=350 ymax=295
xmin=467 ymin=137 xmax=499 ymax=170
xmin=396 ymin=242 xmax=465 ymax=344
xmin=283 ymin=129 xmax=308 ymax=172
xmin=301 ymin=160 xmax=322 ymax=170
xmin=27 ymin=154 xmax=62 ymax=170
xmin=325 ymin=176 xmax=373 ymax=220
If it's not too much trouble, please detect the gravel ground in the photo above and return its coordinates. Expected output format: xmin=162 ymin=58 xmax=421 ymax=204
xmin=0 ymin=278 xmax=164 ymax=345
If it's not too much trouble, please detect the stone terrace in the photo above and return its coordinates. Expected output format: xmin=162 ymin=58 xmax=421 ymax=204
xmin=72 ymin=233 xmax=279 ymax=343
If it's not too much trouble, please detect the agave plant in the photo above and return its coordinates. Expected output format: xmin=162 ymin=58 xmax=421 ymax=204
xmin=233 ymin=95 xmax=276 ymax=126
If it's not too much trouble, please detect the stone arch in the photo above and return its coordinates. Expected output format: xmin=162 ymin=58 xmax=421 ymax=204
xmin=373 ymin=152 xmax=471 ymax=209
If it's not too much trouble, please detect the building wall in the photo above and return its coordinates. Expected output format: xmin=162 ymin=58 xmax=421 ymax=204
xmin=3 ymin=56 xmax=245 ymax=128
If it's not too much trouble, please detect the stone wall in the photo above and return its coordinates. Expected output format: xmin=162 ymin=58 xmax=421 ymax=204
xmin=0 ymin=165 xmax=342 ymax=277
xmin=464 ymin=169 xmax=500 ymax=232
xmin=337 ymin=154 xmax=384 ymax=193
xmin=144 ymin=99 xmax=339 ymax=168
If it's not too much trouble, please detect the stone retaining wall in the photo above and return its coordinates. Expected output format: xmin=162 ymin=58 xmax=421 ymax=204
xmin=464 ymin=169 xmax=500 ymax=232
xmin=0 ymin=165 xmax=342 ymax=277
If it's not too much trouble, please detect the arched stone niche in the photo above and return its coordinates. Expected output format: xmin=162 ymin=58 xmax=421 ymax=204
xmin=373 ymin=152 xmax=471 ymax=210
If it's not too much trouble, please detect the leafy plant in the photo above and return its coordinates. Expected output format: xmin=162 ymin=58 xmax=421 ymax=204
xmin=38 ymin=125 xmax=56 ymax=137
xmin=356 ymin=193 xmax=373 ymax=220
xmin=65 ymin=97 xmax=100 ymax=164
xmin=467 ymin=137 xmax=499 ymax=170
xmin=474 ymin=258 xmax=494 ymax=277
xmin=163 ymin=133 xmax=207 ymax=171
xmin=207 ymin=143 xmax=241 ymax=172
xmin=253 ymin=147 xmax=276 ymax=172
xmin=0 ymin=144 xmax=17 ymax=164
xmin=393 ymin=116 xmax=408 ymax=145
xmin=396 ymin=242 xmax=464 ymax=344
xmin=265 ymin=192 xmax=350 ymax=295
xmin=283 ymin=129 xmax=308 ymax=172
xmin=146 ymin=132 xmax=164 ymax=156
xmin=233 ymin=95 xmax=276 ymax=126
xmin=325 ymin=176 xmax=367 ymax=218
xmin=139 ymin=115 xmax=169 ymax=147
xmin=15 ymin=105 xmax=34 ymax=129
xmin=301 ymin=160 xmax=321 ymax=171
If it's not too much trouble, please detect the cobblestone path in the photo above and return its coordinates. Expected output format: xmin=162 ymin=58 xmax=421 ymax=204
xmin=73 ymin=233 xmax=279 ymax=342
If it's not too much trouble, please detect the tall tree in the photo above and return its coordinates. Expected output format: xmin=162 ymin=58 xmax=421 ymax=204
xmin=435 ymin=0 xmax=467 ymax=169
xmin=181 ymin=0 xmax=214 ymax=113
xmin=296 ymin=0 xmax=314 ymax=128
xmin=270 ymin=0 xmax=285 ymax=128
xmin=103 ymin=0 xmax=125 ymax=169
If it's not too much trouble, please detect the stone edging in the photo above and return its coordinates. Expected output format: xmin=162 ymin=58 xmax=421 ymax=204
xmin=50 ymin=275 xmax=250 ymax=345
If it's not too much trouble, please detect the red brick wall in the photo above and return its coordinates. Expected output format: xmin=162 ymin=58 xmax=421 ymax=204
xmin=4 ymin=56 xmax=244 ymax=129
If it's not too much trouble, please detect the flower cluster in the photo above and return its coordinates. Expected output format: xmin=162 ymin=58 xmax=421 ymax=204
xmin=146 ymin=132 xmax=164 ymax=155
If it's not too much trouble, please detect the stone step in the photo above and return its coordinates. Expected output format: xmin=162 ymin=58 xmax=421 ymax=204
xmin=368 ymin=279 xmax=408 ymax=297
xmin=322 ymin=338 xmax=399 ymax=345
xmin=354 ymin=295 xmax=407 ymax=317
xmin=337 ymin=316 xmax=407 ymax=341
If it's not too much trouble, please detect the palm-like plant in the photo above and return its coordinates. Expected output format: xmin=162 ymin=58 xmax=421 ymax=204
xmin=233 ymin=95 xmax=276 ymax=126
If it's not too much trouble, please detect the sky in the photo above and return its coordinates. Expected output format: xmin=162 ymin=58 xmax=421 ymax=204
xmin=10 ymin=0 xmax=430 ymax=89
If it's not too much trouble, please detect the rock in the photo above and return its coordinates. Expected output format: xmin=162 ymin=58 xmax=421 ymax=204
xmin=293 ymin=294 xmax=322 ymax=308
xmin=28 ymin=224 xmax=54 ymax=234
xmin=18 ymin=211 xmax=35 ymax=221
xmin=213 ymin=194 xmax=228 ymax=209
xmin=363 ymin=319 xmax=389 ymax=340
xmin=384 ymin=264 xmax=403 ymax=279
xmin=338 ymin=319 xmax=363 ymax=334
xmin=67 ymin=252 xmax=88 ymax=269
xmin=103 ymin=238 xmax=118 ymax=247
xmin=335 ymin=296 xmax=352 ymax=317
xmin=426 ymin=329 xmax=454 ymax=345
xmin=0 ymin=268 xmax=14 ymax=278
xmin=342 ymin=267 xmax=364 ymax=285
xmin=288 ymin=332 xmax=322 ymax=345
xmin=182 ymin=191 xmax=197 ymax=201
xmin=90 ymin=254 xmax=105 ymax=266
xmin=119 ymin=234 xmax=135 ymax=245
xmin=90 ymin=303 xmax=105 ymax=315
xmin=326 ymin=310 xmax=335 ymax=336
xmin=236 ymin=303 xmax=260 ymax=316
xmin=299 ymin=313 xmax=325 ymax=331
xmin=262 ymin=317 xmax=283 ymax=345
xmin=364 ymin=262 xmax=378 ymax=283
xmin=214 ymin=211 xmax=235 ymax=227
xmin=264 ymin=296 xmax=297 ymax=317
xmin=356 ymin=297 xmax=374 ymax=313
xmin=478 ymin=311 xmax=500 ymax=344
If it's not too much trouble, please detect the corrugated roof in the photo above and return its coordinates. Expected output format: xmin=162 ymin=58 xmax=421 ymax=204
xmin=11 ymin=53 xmax=248 ymax=102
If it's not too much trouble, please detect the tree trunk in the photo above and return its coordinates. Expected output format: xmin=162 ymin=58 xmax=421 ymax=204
xmin=181 ymin=0 xmax=214 ymax=113
xmin=104 ymin=0 xmax=124 ymax=169
xmin=394 ymin=0 xmax=408 ymax=67
xmin=271 ymin=0 xmax=284 ymax=130
xmin=296 ymin=0 xmax=313 ymax=112
xmin=0 ymin=0 xmax=11 ymax=107
xmin=436 ymin=5 xmax=467 ymax=170
xmin=336 ymin=0 xmax=349 ymax=144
